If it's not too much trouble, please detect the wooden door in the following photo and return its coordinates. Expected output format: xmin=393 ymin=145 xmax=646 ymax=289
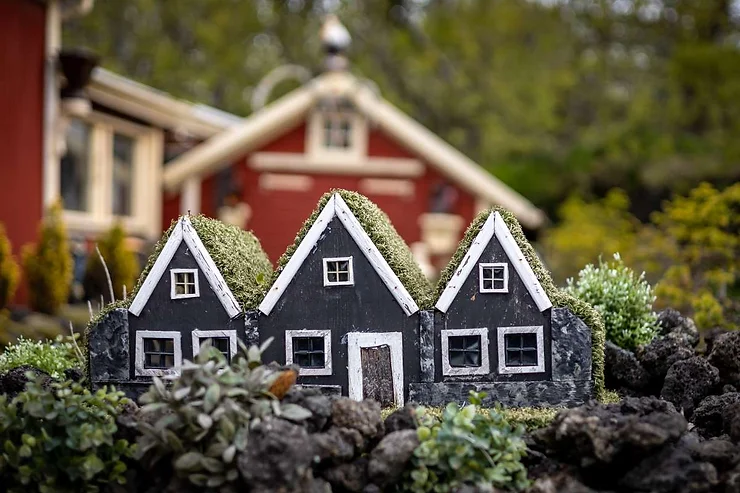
xmin=360 ymin=344 xmax=395 ymax=407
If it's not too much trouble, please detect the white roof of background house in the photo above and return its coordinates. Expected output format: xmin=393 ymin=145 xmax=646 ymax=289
xmin=160 ymin=71 xmax=547 ymax=230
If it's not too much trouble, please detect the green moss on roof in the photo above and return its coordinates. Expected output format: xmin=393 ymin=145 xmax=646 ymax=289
xmin=272 ymin=189 xmax=434 ymax=309
xmin=436 ymin=207 xmax=606 ymax=401
xmin=87 ymin=215 xmax=272 ymax=332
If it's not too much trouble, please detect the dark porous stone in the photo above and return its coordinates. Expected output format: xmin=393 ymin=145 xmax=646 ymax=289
xmin=689 ymin=438 xmax=740 ymax=472
xmin=363 ymin=485 xmax=382 ymax=493
xmin=725 ymin=385 xmax=739 ymax=394
xmin=63 ymin=367 xmax=84 ymax=382
xmin=453 ymin=486 xmax=506 ymax=493
xmin=238 ymin=417 xmax=314 ymax=490
xmin=283 ymin=386 xmax=333 ymax=432
xmin=528 ymin=472 xmax=598 ymax=493
xmin=657 ymin=308 xmax=700 ymax=347
xmin=409 ymin=381 xmax=593 ymax=408
xmin=383 ymin=404 xmax=417 ymax=434
xmin=0 ymin=365 xmax=52 ymax=399
xmin=693 ymin=393 xmax=740 ymax=439
xmin=604 ymin=341 xmax=650 ymax=394
xmin=331 ymin=398 xmax=384 ymax=440
xmin=619 ymin=444 xmax=718 ymax=493
xmin=709 ymin=331 xmax=740 ymax=387
xmin=657 ymin=308 xmax=683 ymax=331
xmin=251 ymin=471 xmax=332 ymax=493
xmin=637 ymin=335 xmax=693 ymax=392
xmin=550 ymin=307 xmax=592 ymax=383
xmin=532 ymin=397 xmax=687 ymax=480
xmin=723 ymin=402 xmax=740 ymax=443
xmin=89 ymin=308 xmax=130 ymax=382
xmin=704 ymin=327 xmax=730 ymax=356
xmin=727 ymin=464 xmax=740 ymax=493
xmin=311 ymin=427 xmax=362 ymax=466
xmin=322 ymin=457 xmax=369 ymax=493
xmin=367 ymin=430 xmax=419 ymax=487
xmin=660 ymin=356 xmax=720 ymax=417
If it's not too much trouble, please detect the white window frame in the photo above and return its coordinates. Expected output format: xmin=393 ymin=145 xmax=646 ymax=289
xmin=191 ymin=329 xmax=238 ymax=360
xmin=479 ymin=263 xmax=509 ymax=293
xmin=497 ymin=326 xmax=545 ymax=375
xmin=285 ymin=329 xmax=332 ymax=376
xmin=59 ymin=111 xmax=163 ymax=239
xmin=323 ymin=256 xmax=354 ymax=287
xmin=306 ymin=108 xmax=367 ymax=164
xmin=441 ymin=328 xmax=490 ymax=377
xmin=135 ymin=330 xmax=182 ymax=377
xmin=170 ymin=268 xmax=200 ymax=299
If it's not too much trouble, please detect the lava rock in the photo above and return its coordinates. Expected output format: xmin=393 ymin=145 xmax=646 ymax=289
xmin=657 ymin=308 xmax=700 ymax=347
xmin=311 ymin=427 xmax=363 ymax=466
xmin=238 ymin=417 xmax=314 ymax=490
xmin=367 ymin=430 xmax=419 ymax=487
xmin=331 ymin=398 xmax=384 ymax=440
xmin=693 ymin=393 xmax=740 ymax=439
xmin=604 ymin=341 xmax=650 ymax=394
xmin=689 ymin=438 xmax=740 ymax=472
xmin=63 ymin=367 xmax=85 ymax=382
xmin=0 ymin=365 xmax=52 ymax=399
xmin=528 ymin=472 xmax=598 ymax=493
xmin=725 ymin=385 xmax=739 ymax=394
xmin=709 ymin=331 xmax=740 ymax=387
xmin=723 ymin=402 xmax=740 ymax=443
xmin=726 ymin=464 xmax=740 ymax=493
xmin=657 ymin=308 xmax=683 ymax=332
xmin=660 ymin=356 xmax=720 ymax=417
xmin=383 ymin=404 xmax=417 ymax=434
xmin=322 ymin=457 xmax=369 ymax=493
xmin=283 ymin=386 xmax=333 ymax=432
xmin=453 ymin=486 xmax=506 ymax=493
xmin=251 ymin=471 xmax=332 ymax=493
xmin=638 ymin=335 xmax=694 ymax=392
xmin=619 ymin=443 xmax=718 ymax=493
xmin=532 ymin=397 xmax=687 ymax=480
xmin=704 ymin=327 xmax=729 ymax=355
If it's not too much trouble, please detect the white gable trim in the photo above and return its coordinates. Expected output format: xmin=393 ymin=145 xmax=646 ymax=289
xmin=128 ymin=217 xmax=241 ymax=318
xmin=259 ymin=193 xmax=419 ymax=316
xmin=435 ymin=211 xmax=552 ymax=313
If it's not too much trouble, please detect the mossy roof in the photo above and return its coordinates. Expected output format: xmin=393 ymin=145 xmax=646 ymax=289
xmin=87 ymin=215 xmax=272 ymax=330
xmin=271 ymin=189 xmax=434 ymax=309
xmin=435 ymin=207 xmax=606 ymax=400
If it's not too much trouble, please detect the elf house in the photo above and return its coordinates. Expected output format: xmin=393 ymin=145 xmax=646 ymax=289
xmin=258 ymin=190 xmax=433 ymax=408
xmin=409 ymin=209 xmax=594 ymax=407
xmin=88 ymin=215 xmax=272 ymax=397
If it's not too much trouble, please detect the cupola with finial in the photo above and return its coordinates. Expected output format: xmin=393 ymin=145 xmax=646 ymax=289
xmin=320 ymin=15 xmax=351 ymax=72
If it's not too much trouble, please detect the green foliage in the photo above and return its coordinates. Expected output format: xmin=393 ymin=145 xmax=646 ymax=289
xmin=83 ymin=224 xmax=139 ymax=303
xmin=566 ymin=254 xmax=658 ymax=351
xmin=401 ymin=392 xmax=530 ymax=493
xmin=136 ymin=339 xmax=311 ymax=490
xmin=0 ymin=223 xmax=19 ymax=311
xmin=0 ymin=375 xmax=134 ymax=493
xmin=420 ymin=406 xmax=559 ymax=433
xmin=0 ymin=335 xmax=84 ymax=380
xmin=21 ymin=202 xmax=73 ymax=315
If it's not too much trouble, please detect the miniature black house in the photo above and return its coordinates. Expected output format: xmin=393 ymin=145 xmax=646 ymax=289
xmin=88 ymin=190 xmax=594 ymax=408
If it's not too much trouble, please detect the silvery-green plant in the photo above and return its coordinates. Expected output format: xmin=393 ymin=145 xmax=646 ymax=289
xmin=566 ymin=253 xmax=658 ymax=351
xmin=136 ymin=338 xmax=311 ymax=491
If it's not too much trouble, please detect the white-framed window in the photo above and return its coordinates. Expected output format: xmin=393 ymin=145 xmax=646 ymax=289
xmin=497 ymin=326 xmax=545 ymax=375
xmin=441 ymin=328 xmax=490 ymax=376
xmin=307 ymin=98 xmax=367 ymax=162
xmin=135 ymin=330 xmax=182 ymax=377
xmin=479 ymin=263 xmax=509 ymax=293
xmin=59 ymin=111 xmax=163 ymax=238
xmin=192 ymin=329 xmax=237 ymax=363
xmin=170 ymin=268 xmax=200 ymax=299
xmin=285 ymin=329 xmax=332 ymax=376
xmin=323 ymin=257 xmax=354 ymax=286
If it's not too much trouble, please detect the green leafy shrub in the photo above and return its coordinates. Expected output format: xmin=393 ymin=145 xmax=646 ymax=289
xmin=0 ymin=374 xmax=135 ymax=492
xmin=136 ymin=339 xmax=311 ymax=490
xmin=21 ymin=201 xmax=73 ymax=314
xmin=0 ymin=222 xmax=20 ymax=311
xmin=0 ymin=335 xmax=83 ymax=379
xmin=402 ymin=392 xmax=530 ymax=492
xmin=566 ymin=253 xmax=658 ymax=351
xmin=83 ymin=223 xmax=139 ymax=303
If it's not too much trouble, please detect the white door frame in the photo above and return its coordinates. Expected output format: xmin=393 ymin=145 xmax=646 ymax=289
xmin=347 ymin=332 xmax=404 ymax=407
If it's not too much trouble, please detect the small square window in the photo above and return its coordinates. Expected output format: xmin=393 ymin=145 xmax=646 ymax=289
xmin=504 ymin=333 xmax=538 ymax=367
xmin=479 ymin=263 xmax=508 ymax=293
xmin=192 ymin=330 xmax=237 ymax=363
xmin=170 ymin=269 xmax=199 ymax=299
xmin=448 ymin=335 xmax=481 ymax=367
xmin=293 ymin=337 xmax=326 ymax=368
xmin=201 ymin=337 xmax=231 ymax=363
xmin=323 ymin=257 xmax=354 ymax=286
xmin=285 ymin=330 xmax=332 ymax=376
xmin=143 ymin=338 xmax=175 ymax=369
xmin=441 ymin=328 xmax=490 ymax=376
xmin=497 ymin=326 xmax=545 ymax=375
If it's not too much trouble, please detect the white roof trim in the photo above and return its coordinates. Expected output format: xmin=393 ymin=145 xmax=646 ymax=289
xmin=435 ymin=211 xmax=552 ymax=313
xmin=161 ymin=72 xmax=545 ymax=229
xmin=259 ymin=193 xmax=420 ymax=317
xmin=128 ymin=217 xmax=241 ymax=318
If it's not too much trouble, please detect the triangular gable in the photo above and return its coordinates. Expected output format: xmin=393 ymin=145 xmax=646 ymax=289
xmin=435 ymin=211 xmax=552 ymax=313
xmin=259 ymin=193 xmax=420 ymax=317
xmin=129 ymin=217 xmax=241 ymax=318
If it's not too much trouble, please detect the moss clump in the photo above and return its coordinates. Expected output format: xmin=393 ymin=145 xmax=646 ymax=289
xmin=436 ymin=207 xmax=606 ymax=401
xmin=272 ymin=189 xmax=433 ymax=309
xmin=87 ymin=215 xmax=272 ymax=333
xmin=404 ymin=405 xmax=559 ymax=432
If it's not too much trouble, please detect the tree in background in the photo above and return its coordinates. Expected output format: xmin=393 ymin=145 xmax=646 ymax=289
xmin=0 ymin=223 xmax=20 ymax=311
xmin=83 ymin=224 xmax=139 ymax=304
xmin=21 ymin=202 xmax=73 ymax=315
